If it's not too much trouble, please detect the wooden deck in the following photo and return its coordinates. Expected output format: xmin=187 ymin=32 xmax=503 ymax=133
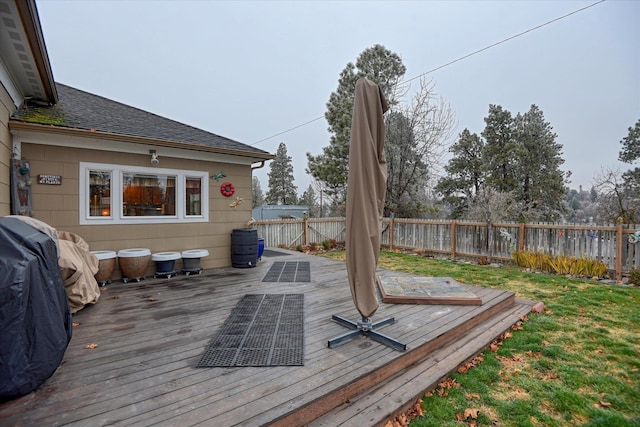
xmin=0 ymin=250 xmax=537 ymax=427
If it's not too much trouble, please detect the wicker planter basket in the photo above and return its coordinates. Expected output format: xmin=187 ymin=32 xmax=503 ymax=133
xmin=117 ymin=248 xmax=151 ymax=281
xmin=91 ymin=250 xmax=117 ymax=286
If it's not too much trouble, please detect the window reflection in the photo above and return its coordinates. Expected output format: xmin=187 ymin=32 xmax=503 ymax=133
xmin=89 ymin=170 xmax=111 ymax=217
xmin=122 ymin=173 xmax=176 ymax=216
xmin=186 ymin=177 xmax=202 ymax=216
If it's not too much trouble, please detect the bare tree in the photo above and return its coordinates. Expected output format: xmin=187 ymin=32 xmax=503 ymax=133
xmin=384 ymin=77 xmax=456 ymax=217
xmin=593 ymin=167 xmax=639 ymax=224
xmin=465 ymin=188 xmax=520 ymax=223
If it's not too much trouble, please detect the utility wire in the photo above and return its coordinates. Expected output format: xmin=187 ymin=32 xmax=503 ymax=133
xmin=250 ymin=0 xmax=605 ymax=146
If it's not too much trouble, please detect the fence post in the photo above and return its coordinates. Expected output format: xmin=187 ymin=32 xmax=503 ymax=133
xmin=389 ymin=216 xmax=394 ymax=251
xmin=519 ymin=223 xmax=525 ymax=252
xmin=451 ymin=221 xmax=457 ymax=260
xmin=304 ymin=215 xmax=308 ymax=246
xmin=487 ymin=221 xmax=493 ymax=263
xmin=616 ymin=225 xmax=623 ymax=282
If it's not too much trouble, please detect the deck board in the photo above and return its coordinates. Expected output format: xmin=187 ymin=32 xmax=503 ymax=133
xmin=0 ymin=250 xmax=533 ymax=427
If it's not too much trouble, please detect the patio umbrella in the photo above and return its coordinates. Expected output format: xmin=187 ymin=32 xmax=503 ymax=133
xmin=328 ymin=77 xmax=405 ymax=351
xmin=345 ymin=77 xmax=389 ymax=319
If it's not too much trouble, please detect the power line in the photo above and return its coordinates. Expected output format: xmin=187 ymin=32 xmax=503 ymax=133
xmin=250 ymin=0 xmax=605 ymax=146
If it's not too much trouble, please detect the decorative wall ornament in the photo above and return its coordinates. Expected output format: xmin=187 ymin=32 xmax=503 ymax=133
xmin=220 ymin=182 xmax=235 ymax=197
xmin=211 ymin=171 xmax=226 ymax=181
xmin=229 ymin=197 xmax=244 ymax=209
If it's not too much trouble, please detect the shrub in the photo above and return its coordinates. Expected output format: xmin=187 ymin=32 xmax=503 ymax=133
xmin=629 ymin=268 xmax=640 ymax=286
xmin=580 ymin=257 xmax=606 ymax=278
xmin=512 ymin=251 xmax=606 ymax=279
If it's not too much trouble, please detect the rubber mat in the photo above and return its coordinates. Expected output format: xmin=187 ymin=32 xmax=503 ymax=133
xmin=197 ymin=294 xmax=304 ymax=367
xmin=262 ymin=261 xmax=310 ymax=282
xmin=262 ymin=249 xmax=291 ymax=257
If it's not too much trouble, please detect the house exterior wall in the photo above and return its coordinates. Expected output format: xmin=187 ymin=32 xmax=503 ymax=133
xmin=0 ymin=84 xmax=14 ymax=217
xmin=22 ymin=142 xmax=255 ymax=276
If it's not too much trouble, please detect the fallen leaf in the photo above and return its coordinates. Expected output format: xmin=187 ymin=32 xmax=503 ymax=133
xmin=436 ymin=388 xmax=448 ymax=397
xmin=466 ymin=393 xmax=481 ymax=400
xmin=542 ymin=340 xmax=550 ymax=346
xmin=464 ymin=408 xmax=480 ymax=419
xmin=490 ymin=343 xmax=499 ymax=352
xmin=72 ymin=322 xmax=80 ymax=327
xmin=85 ymin=343 xmax=98 ymax=349
xmin=594 ymin=349 xmax=605 ymax=354
xmin=148 ymin=297 xmax=156 ymax=302
xmin=503 ymin=331 xmax=513 ymax=339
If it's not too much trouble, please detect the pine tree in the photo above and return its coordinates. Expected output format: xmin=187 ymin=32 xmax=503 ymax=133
xmin=482 ymin=104 xmax=518 ymax=192
xmin=438 ymin=105 xmax=569 ymax=221
xmin=306 ymin=44 xmax=406 ymax=203
xmin=298 ymin=185 xmax=317 ymax=217
xmin=512 ymin=105 xmax=568 ymax=221
xmin=435 ymin=129 xmax=485 ymax=218
xmin=619 ymin=118 xmax=640 ymax=196
xmin=265 ymin=142 xmax=298 ymax=205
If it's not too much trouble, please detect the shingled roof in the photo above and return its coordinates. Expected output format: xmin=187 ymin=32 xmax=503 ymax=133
xmin=11 ymin=83 xmax=272 ymax=158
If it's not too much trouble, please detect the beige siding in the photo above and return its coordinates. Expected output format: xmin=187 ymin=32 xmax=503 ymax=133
xmin=0 ymin=85 xmax=14 ymax=216
xmin=22 ymin=143 xmax=255 ymax=275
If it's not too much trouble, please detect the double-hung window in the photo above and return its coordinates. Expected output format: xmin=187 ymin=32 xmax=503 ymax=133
xmin=80 ymin=162 xmax=208 ymax=224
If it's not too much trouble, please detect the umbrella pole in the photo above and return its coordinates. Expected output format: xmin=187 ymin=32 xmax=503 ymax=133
xmin=328 ymin=315 xmax=406 ymax=351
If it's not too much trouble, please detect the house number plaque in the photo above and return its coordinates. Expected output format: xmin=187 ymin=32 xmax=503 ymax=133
xmin=38 ymin=174 xmax=62 ymax=185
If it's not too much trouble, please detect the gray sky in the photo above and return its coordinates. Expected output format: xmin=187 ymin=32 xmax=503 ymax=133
xmin=36 ymin=0 xmax=639 ymax=195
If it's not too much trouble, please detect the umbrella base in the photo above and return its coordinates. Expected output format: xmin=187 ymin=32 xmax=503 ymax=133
xmin=328 ymin=315 xmax=406 ymax=352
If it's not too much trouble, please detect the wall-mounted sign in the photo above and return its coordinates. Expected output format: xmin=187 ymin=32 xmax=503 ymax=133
xmin=38 ymin=174 xmax=62 ymax=185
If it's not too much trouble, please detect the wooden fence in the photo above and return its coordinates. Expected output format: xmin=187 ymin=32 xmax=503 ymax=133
xmin=251 ymin=218 xmax=640 ymax=281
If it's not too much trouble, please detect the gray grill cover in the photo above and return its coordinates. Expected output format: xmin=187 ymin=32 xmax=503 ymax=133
xmin=0 ymin=217 xmax=72 ymax=398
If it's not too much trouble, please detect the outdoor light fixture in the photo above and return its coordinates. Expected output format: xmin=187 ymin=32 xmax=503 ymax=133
xmin=150 ymin=150 xmax=159 ymax=165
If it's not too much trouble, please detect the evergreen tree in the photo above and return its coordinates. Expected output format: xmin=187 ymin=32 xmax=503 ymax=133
xmin=251 ymin=176 xmax=264 ymax=208
xmin=306 ymin=44 xmax=406 ymax=203
xmin=438 ymin=104 xmax=569 ymax=221
xmin=298 ymin=185 xmax=318 ymax=217
xmin=512 ymin=105 xmax=568 ymax=221
xmin=265 ymin=142 xmax=298 ymax=205
xmin=482 ymin=105 xmax=518 ymax=192
xmin=435 ymin=129 xmax=485 ymax=218
xmin=619 ymin=118 xmax=640 ymax=196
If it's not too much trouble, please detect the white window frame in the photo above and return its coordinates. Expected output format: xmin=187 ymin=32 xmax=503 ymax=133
xmin=80 ymin=162 xmax=209 ymax=225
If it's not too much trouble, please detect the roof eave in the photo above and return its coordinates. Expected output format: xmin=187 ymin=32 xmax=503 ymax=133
xmin=9 ymin=120 xmax=275 ymax=161
xmin=15 ymin=0 xmax=58 ymax=103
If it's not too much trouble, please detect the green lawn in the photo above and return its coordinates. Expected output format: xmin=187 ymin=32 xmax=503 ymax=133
xmin=319 ymin=250 xmax=640 ymax=427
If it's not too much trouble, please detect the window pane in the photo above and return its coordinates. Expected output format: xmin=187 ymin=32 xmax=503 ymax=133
xmin=122 ymin=173 xmax=176 ymax=216
xmin=186 ymin=177 xmax=202 ymax=216
xmin=89 ymin=170 xmax=112 ymax=217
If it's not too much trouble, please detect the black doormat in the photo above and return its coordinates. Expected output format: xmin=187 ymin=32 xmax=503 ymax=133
xmin=262 ymin=249 xmax=291 ymax=257
xmin=197 ymin=294 xmax=304 ymax=367
xmin=262 ymin=261 xmax=310 ymax=282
